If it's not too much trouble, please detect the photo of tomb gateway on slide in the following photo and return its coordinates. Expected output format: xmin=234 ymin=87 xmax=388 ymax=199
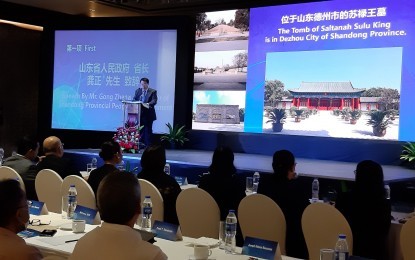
xmin=263 ymin=47 xmax=402 ymax=140
xmin=192 ymin=9 xmax=249 ymax=132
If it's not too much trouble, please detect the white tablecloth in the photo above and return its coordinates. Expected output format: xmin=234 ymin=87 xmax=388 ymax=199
xmin=25 ymin=213 xmax=300 ymax=260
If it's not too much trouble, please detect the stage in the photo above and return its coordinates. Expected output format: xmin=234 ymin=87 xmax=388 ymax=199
xmin=65 ymin=148 xmax=415 ymax=184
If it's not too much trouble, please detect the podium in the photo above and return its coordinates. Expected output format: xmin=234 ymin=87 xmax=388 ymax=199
xmin=121 ymin=100 xmax=142 ymax=128
xmin=120 ymin=100 xmax=149 ymax=151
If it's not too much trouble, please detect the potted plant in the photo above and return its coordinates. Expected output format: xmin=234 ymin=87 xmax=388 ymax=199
xmin=294 ymin=109 xmax=303 ymax=122
xmin=160 ymin=123 xmax=189 ymax=149
xmin=342 ymin=108 xmax=351 ymax=121
xmin=367 ymin=110 xmax=390 ymax=137
xmin=266 ymin=108 xmax=286 ymax=132
xmin=387 ymin=109 xmax=398 ymax=121
xmin=400 ymin=142 xmax=415 ymax=169
xmin=349 ymin=110 xmax=361 ymax=125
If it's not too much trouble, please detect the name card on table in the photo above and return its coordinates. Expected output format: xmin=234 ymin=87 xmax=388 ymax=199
xmin=18 ymin=228 xmax=41 ymax=239
xmin=153 ymin=220 xmax=182 ymax=241
xmin=174 ymin=176 xmax=188 ymax=186
xmin=242 ymin=236 xmax=278 ymax=260
xmin=74 ymin=205 xmax=98 ymax=225
xmin=28 ymin=200 xmax=48 ymax=215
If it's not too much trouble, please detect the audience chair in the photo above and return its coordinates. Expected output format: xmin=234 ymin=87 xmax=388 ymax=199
xmin=176 ymin=187 xmax=220 ymax=239
xmin=35 ymin=169 xmax=63 ymax=213
xmin=302 ymin=202 xmax=353 ymax=260
xmin=61 ymin=175 xmax=101 ymax=224
xmin=138 ymin=179 xmax=164 ymax=226
xmin=238 ymin=194 xmax=287 ymax=255
xmin=0 ymin=166 xmax=26 ymax=192
xmin=400 ymin=216 xmax=415 ymax=260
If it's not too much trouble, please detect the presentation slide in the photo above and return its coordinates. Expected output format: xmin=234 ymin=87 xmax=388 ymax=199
xmin=51 ymin=29 xmax=177 ymax=133
xmin=246 ymin=0 xmax=415 ymax=141
xmin=192 ymin=0 xmax=415 ymax=142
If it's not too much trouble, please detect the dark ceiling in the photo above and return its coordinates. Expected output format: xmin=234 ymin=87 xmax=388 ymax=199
xmin=0 ymin=0 xmax=319 ymax=18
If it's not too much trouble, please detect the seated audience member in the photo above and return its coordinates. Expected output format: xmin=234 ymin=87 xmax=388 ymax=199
xmin=35 ymin=136 xmax=82 ymax=179
xmin=198 ymin=146 xmax=246 ymax=246
xmin=257 ymin=149 xmax=309 ymax=259
xmin=336 ymin=160 xmax=391 ymax=260
xmin=70 ymin=172 xmax=167 ymax=260
xmin=137 ymin=145 xmax=181 ymax=225
xmin=0 ymin=179 xmax=42 ymax=259
xmin=88 ymin=140 xmax=122 ymax=196
xmin=3 ymin=135 xmax=39 ymax=200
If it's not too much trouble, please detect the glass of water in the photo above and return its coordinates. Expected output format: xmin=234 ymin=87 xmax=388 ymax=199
xmin=246 ymin=177 xmax=254 ymax=194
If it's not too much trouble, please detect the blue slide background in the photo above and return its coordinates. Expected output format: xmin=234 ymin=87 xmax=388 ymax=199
xmin=246 ymin=0 xmax=415 ymax=141
xmin=52 ymin=30 xmax=177 ymax=133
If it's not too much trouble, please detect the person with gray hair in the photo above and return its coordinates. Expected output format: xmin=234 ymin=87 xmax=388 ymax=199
xmin=71 ymin=172 xmax=167 ymax=260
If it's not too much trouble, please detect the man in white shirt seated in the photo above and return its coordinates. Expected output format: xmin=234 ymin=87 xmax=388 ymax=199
xmin=0 ymin=179 xmax=42 ymax=260
xmin=70 ymin=172 xmax=167 ymax=260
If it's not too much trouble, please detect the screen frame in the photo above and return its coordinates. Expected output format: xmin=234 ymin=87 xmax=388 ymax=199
xmin=38 ymin=15 xmax=195 ymax=149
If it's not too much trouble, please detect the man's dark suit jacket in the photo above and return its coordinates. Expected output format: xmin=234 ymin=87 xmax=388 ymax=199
xmin=35 ymin=154 xmax=82 ymax=180
xmin=133 ymin=87 xmax=157 ymax=122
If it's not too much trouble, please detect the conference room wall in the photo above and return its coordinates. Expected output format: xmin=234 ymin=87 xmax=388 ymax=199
xmin=35 ymin=15 xmax=196 ymax=150
xmin=0 ymin=23 xmax=41 ymax=156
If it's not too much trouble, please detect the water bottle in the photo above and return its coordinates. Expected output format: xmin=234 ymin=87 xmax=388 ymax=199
xmin=141 ymin=196 xmax=152 ymax=231
xmin=67 ymin=185 xmax=77 ymax=219
xmin=312 ymin=178 xmax=319 ymax=202
xmin=385 ymin=184 xmax=391 ymax=199
xmin=225 ymin=209 xmax=237 ymax=254
xmin=335 ymin=234 xmax=349 ymax=260
xmin=164 ymin=163 xmax=170 ymax=175
xmin=253 ymin=172 xmax=260 ymax=193
xmin=91 ymin=157 xmax=97 ymax=169
xmin=0 ymin=148 xmax=4 ymax=166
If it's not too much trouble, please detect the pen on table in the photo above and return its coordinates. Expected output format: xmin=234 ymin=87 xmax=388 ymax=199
xmin=65 ymin=239 xmax=79 ymax=243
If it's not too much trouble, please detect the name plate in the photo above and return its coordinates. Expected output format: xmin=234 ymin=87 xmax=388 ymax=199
xmin=174 ymin=176 xmax=188 ymax=186
xmin=74 ymin=205 xmax=98 ymax=225
xmin=242 ymin=236 xmax=278 ymax=260
xmin=28 ymin=200 xmax=48 ymax=215
xmin=18 ymin=228 xmax=41 ymax=239
xmin=153 ymin=220 xmax=182 ymax=241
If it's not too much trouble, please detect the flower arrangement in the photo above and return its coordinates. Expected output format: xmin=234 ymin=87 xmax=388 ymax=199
xmin=113 ymin=125 xmax=143 ymax=153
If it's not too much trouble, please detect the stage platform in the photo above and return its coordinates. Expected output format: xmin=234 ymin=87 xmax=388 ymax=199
xmin=65 ymin=149 xmax=415 ymax=184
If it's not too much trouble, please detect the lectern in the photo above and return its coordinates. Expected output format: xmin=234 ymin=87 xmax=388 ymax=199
xmin=121 ymin=100 xmax=143 ymax=128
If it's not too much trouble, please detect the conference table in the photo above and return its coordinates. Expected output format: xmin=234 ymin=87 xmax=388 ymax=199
xmin=25 ymin=213 xmax=299 ymax=260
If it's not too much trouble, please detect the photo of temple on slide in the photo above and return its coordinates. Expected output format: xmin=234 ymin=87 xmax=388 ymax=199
xmin=263 ymin=47 xmax=402 ymax=140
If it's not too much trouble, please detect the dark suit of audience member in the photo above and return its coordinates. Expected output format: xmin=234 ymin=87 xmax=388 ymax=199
xmin=198 ymin=146 xmax=246 ymax=247
xmin=133 ymin=77 xmax=157 ymax=147
xmin=88 ymin=141 xmax=121 ymax=196
xmin=3 ymin=136 xmax=39 ymax=200
xmin=35 ymin=136 xmax=82 ymax=180
xmin=136 ymin=145 xmax=181 ymax=225
xmin=336 ymin=160 xmax=391 ymax=260
xmin=257 ymin=150 xmax=309 ymax=259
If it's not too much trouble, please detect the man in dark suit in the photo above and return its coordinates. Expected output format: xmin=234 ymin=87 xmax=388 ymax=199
xmin=35 ymin=136 xmax=82 ymax=179
xmin=2 ymin=136 xmax=40 ymax=200
xmin=133 ymin=77 xmax=157 ymax=147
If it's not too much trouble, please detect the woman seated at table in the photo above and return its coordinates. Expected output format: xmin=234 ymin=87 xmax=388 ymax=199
xmin=136 ymin=144 xmax=181 ymax=225
xmin=87 ymin=140 xmax=122 ymax=196
xmin=257 ymin=149 xmax=309 ymax=259
xmin=198 ymin=146 xmax=246 ymax=246
xmin=336 ymin=160 xmax=391 ymax=260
